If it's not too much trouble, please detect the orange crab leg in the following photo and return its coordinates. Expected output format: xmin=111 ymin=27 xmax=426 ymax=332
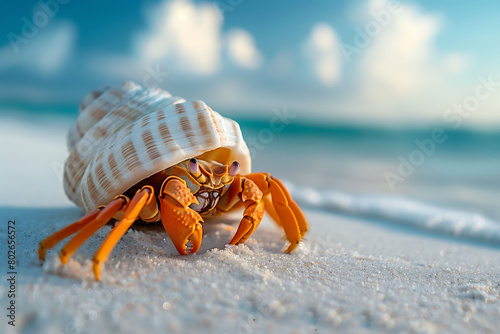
xmin=138 ymin=187 xmax=161 ymax=223
xmin=268 ymin=178 xmax=301 ymax=253
xmin=271 ymin=177 xmax=308 ymax=236
xmin=229 ymin=200 xmax=265 ymax=245
xmin=59 ymin=196 xmax=128 ymax=264
xmin=263 ymin=195 xmax=281 ymax=227
xmin=92 ymin=187 xmax=153 ymax=280
xmin=244 ymin=173 xmax=309 ymax=253
xmin=218 ymin=177 xmax=265 ymax=246
xmin=38 ymin=209 xmax=101 ymax=261
xmin=158 ymin=177 xmax=204 ymax=255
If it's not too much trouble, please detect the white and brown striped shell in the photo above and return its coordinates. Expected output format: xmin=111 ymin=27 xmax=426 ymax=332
xmin=64 ymin=81 xmax=251 ymax=212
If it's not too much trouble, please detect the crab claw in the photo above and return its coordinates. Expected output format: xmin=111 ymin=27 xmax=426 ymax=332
xmin=229 ymin=201 xmax=265 ymax=245
xmin=159 ymin=177 xmax=204 ymax=255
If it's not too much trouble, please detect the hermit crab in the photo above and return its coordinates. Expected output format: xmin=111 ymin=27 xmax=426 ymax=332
xmin=39 ymin=81 xmax=308 ymax=280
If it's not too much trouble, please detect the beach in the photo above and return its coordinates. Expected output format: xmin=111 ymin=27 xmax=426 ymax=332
xmin=2 ymin=0 xmax=500 ymax=332
xmin=0 ymin=115 xmax=499 ymax=333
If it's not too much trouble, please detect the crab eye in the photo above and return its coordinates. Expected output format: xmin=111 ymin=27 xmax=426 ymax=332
xmin=188 ymin=158 xmax=199 ymax=174
xmin=229 ymin=161 xmax=240 ymax=176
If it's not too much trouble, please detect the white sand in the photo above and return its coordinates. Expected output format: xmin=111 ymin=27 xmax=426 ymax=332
xmin=1 ymin=116 xmax=499 ymax=334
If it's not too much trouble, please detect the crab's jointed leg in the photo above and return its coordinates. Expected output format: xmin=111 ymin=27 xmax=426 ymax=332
xmin=38 ymin=197 xmax=128 ymax=263
xmin=59 ymin=196 xmax=129 ymax=264
xmin=38 ymin=208 xmax=101 ymax=261
xmin=251 ymin=173 xmax=308 ymax=253
xmin=92 ymin=186 xmax=155 ymax=280
xmin=39 ymin=185 xmax=158 ymax=280
xmin=263 ymin=195 xmax=280 ymax=227
xmin=158 ymin=176 xmax=204 ymax=255
xmin=226 ymin=178 xmax=265 ymax=246
xmin=270 ymin=177 xmax=308 ymax=237
xmin=220 ymin=173 xmax=308 ymax=253
xmin=39 ymin=185 xmax=161 ymax=266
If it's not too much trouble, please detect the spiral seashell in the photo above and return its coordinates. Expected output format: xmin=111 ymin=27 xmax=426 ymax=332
xmin=64 ymin=81 xmax=251 ymax=212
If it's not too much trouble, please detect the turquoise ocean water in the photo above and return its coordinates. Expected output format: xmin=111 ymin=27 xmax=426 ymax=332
xmin=240 ymin=120 xmax=500 ymax=221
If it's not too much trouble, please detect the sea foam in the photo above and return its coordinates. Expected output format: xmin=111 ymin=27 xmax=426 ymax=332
xmin=286 ymin=181 xmax=500 ymax=245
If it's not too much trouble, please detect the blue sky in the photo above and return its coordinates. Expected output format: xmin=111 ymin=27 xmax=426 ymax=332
xmin=1 ymin=0 xmax=500 ymax=129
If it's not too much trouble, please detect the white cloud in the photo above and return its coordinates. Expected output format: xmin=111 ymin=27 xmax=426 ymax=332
xmin=0 ymin=20 xmax=76 ymax=75
xmin=294 ymin=0 xmax=481 ymax=127
xmin=304 ymin=23 xmax=342 ymax=85
xmin=226 ymin=28 xmax=263 ymax=69
xmin=134 ymin=0 xmax=223 ymax=75
xmin=89 ymin=0 xmax=264 ymax=82
xmin=337 ymin=0 xmax=473 ymax=125
xmin=359 ymin=3 xmax=442 ymax=104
